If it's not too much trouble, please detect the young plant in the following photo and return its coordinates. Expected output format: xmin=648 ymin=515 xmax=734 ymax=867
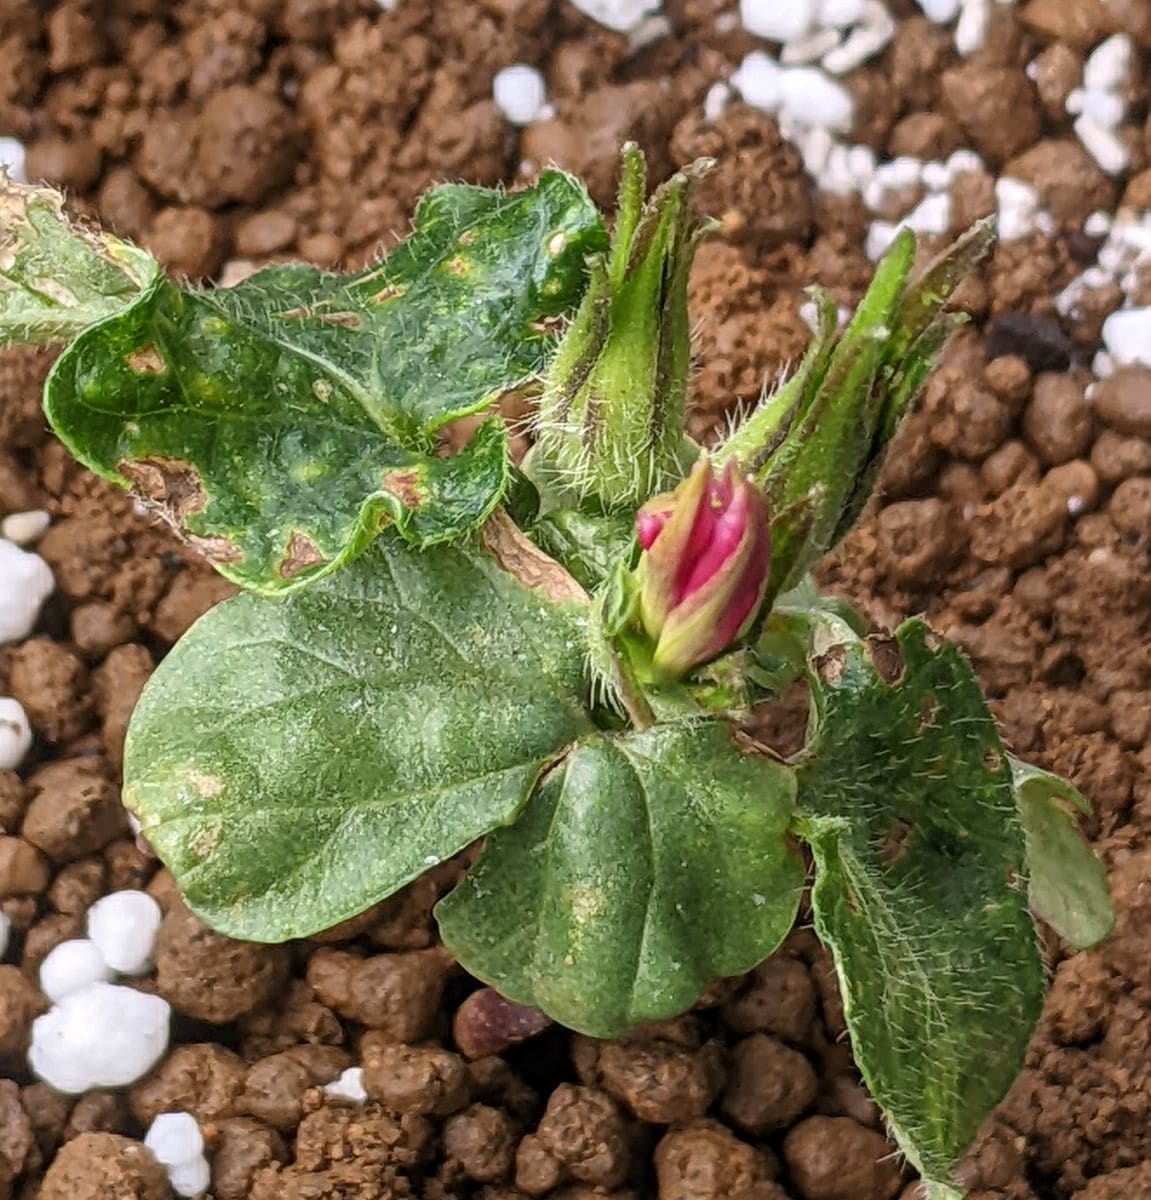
xmin=0 ymin=155 xmax=1112 ymax=1199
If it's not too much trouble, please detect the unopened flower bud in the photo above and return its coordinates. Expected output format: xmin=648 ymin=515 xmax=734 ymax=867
xmin=717 ymin=219 xmax=995 ymax=599
xmin=635 ymin=457 xmax=771 ymax=678
xmin=528 ymin=144 xmax=712 ymax=512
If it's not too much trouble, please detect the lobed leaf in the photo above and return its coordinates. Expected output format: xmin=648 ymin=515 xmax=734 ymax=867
xmin=43 ymin=172 xmax=606 ymax=591
xmin=796 ymin=620 xmax=1045 ymax=1187
xmin=123 ymin=536 xmax=593 ymax=941
xmin=437 ymin=722 xmax=803 ymax=1038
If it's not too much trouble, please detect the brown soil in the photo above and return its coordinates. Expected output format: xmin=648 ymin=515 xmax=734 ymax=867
xmin=1 ymin=2 xmax=1150 ymax=1198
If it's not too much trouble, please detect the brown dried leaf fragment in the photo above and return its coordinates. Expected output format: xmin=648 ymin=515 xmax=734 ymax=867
xmin=481 ymin=508 xmax=588 ymax=605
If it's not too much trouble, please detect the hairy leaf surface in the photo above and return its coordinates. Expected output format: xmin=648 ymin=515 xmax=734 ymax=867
xmin=438 ymin=723 xmax=803 ymax=1037
xmin=1012 ymin=758 xmax=1113 ymax=950
xmin=124 ymin=538 xmax=593 ymax=941
xmin=0 ymin=177 xmax=157 ymax=343
xmin=797 ymin=620 xmax=1045 ymax=1186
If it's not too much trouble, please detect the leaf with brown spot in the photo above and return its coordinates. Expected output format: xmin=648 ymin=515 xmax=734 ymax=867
xmin=124 ymin=536 xmax=594 ymax=941
xmin=795 ymin=619 xmax=1046 ymax=1188
xmin=0 ymin=175 xmax=158 ymax=345
xmin=125 ymin=345 xmax=165 ymax=374
xmin=480 ymin=508 xmax=588 ymax=606
xmin=38 ymin=172 xmax=607 ymax=592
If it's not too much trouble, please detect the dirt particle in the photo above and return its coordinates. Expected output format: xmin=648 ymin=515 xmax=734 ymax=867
xmin=8 ymin=637 xmax=91 ymax=745
xmin=1024 ymin=374 xmax=1094 ymax=466
xmin=362 ymin=1036 xmax=471 ymax=1117
xmin=535 ymin=1084 xmax=630 ymax=1188
xmin=782 ymin=1115 xmax=903 ymax=1200
xmin=1093 ymin=366 xmax=1151 ymax=439
xmin=22 ymin=758 xmax=126 ymax=863
xmin=722 ymin=1033 xmax=818 ymax=1135
xmin=444 ymin=1103 xmax=518 ymax=1183
xmin=36 ymin=1132 xmax=168 ymax=1200
xmin=0 ymin=836 xmax=52 ymax=897
xmin=655 ymin=1119 xmax=785 ymax=1200
xmin=211 ymin=1117 xmax=288 ymax=1200
xmin=130 ymin=1042 xmax=247 ymax=1126
xmin=0 ymin=965 xmax=47 ymax=1064
xmin=154 ymin=900 xmax=290 ymax=1023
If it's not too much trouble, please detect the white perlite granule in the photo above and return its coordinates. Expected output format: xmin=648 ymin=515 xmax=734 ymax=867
xmin=86 ymin=889 xmax=164 ymax=977
xmin=0 ymin=698 xmax=32 ymax=771
xmin=145 ymin=1113 xmax=211 ymax=1199
xmin=38 ymin=940 xmax=113 ymax=1004
xmin=324 ymin=1067 xmax=369 ymax=1104
xmin=29 ymin=982 xmax=171 ymax=1093
xmin=0 ymin=510 xmax=50 ymax=545
xmin=0 ymin=539 xmax=54 ymax=645
xmin=492 ymin=64 xmax=549 ymax=127
xmin=567 ymin=0 xmax=660 ymax=32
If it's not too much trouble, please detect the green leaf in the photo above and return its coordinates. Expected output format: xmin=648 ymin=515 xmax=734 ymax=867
xmin=123 ymin=537 xmax=593 ymax=941
xmin=0 ymin=176 xmax=158 ymax=344
xmin=796 ymin=620 xmax=1045 ymax=1187
xmin=1012 ymin=758 xmax=1113 ymax=950
xmin=43 ymin=172 xmax=607 ymax=591
xmin=438 ymin=722 xmax=803 ymax=1037
xmin=529 ymin=507 xmax=636 ymax=593
xmin=750 ymin=578 xmax=868 ymax=697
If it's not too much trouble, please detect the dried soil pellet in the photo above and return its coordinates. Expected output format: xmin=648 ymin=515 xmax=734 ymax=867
xmin=154 ymin=901 xmax=289 ymax=1023
xmin=782 ymin=1115 xmax=903 ymax=1200
xmin=362 ymin=1036 xmax=471 ymax=1117
xmin=36 ymin=1132 xmax=169 ymax=1200
xmin=721 ymin=1033 xmax=820 ymax=1135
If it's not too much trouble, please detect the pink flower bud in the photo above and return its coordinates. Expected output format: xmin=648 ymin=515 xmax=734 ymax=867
xmin=634 ymin=458 xmax=771 ymax=678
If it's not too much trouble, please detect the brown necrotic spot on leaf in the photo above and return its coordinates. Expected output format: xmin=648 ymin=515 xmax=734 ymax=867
xmin=916 ymin=693 xmax=939 ymax=734
xmin=814 ymin=646 xmax=847 ymax=688
xmin=880 ymin=818 xmax=913 ymax=867
xmin=867 ymin=636 xmax=905 ymax=685
xmin=445 ymin=256 xmax=469 ymax=277
xmin=187 ymin=534 xmax=244 ymax=564
xmin=119 ymin=456 xmax=206 ymax=519
xmin=372 ymin=285 xmax=405 ymax=304
xmin=982 ymin=747 xmax=1003 ymax=773
xmin=126 ymin=345 xmax=166 ymax=374
xmin=382 ymin=468 xmax=427 ymax=509
xmin=186 ymin=770 xmax=224 ymax=799
xmin=316 ymin=311 xmax=360 ymax=328
xmin=279 ymin=531 xmax=326 ymax=579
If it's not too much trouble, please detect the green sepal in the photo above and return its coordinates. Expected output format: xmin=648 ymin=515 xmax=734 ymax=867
xmin=718 ymin=222 xmax=995 ymax=596
xmin=530 ymin=144 xmax=713 ymax=512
